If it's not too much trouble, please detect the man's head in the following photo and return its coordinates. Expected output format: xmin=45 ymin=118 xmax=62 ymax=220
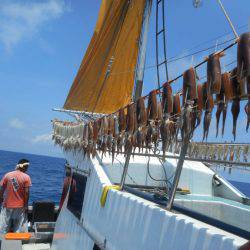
xmin=16 ymin=159 xmax=29 ymax=172
xmin=65 ymin=162 xmax=71 ymax=177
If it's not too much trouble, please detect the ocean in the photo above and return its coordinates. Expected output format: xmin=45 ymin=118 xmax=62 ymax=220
xmin=0 ymin=150 xmax=65 ymax=205
xmin=0 ymin=150 xmax=249 ymax=206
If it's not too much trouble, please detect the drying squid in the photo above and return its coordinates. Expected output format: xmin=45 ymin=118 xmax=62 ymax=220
xmin=107 ymin=116 xmax=114 ymax=153
xmin=237 ymin=32 xmax=250 ymax=80
xmin=147 ymin=90 xmax=158 ymax=121
xmin=216 ymin=77 xmax=226 ymax=137
xmin=136 ymin=97 xmax=147 ymax=127
xmin=86 ymin=122 xmax=94 ymax=158
xmin=118 ymin=108 xmax=126 ymax=133
xmin=100 ymin=117 xmax=109 ymax=155
xmin=231 ymin=68 xmax=241 ymax=140
xmin=207 ymin=52 xmax=224 ymax=94
xmin=162 ymin=82 xmax=173 ymax=117
xmin=182 ymin=67 xmax=197 ymax=105
xmin=172 ymin=94 xmax=181 ymax=141
xmin=196 ymin=84 xmax=203 ymax=128
xmin=111 ymin=116 xmax=119 ymax=162
xmin=135 ymin=97 xmax=147 ymax=151
xmin=126 ymin=104 xmax=136 ymax=133
xmin=125 ymin=104 xmax=136 ymax=153
xmin=202 ymin=82 xmax=214 ymax=141
xmin=221 ymin=73 xmax=232 ymax=136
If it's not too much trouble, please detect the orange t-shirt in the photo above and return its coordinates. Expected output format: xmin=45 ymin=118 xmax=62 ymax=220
xmin=0 ymin=170 xmax=32 ymax=208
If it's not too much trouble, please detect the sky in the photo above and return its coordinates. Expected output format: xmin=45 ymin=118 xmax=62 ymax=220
xmin=0 ymin=0 xmax=249 ymax=157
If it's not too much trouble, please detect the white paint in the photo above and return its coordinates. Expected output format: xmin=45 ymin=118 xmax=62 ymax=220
xmin=51 ymin=151 xmax=248 ymax=250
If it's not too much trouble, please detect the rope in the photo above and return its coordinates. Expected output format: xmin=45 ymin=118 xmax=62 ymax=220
xmin=216 ymin=0 xmax=239 ymax=39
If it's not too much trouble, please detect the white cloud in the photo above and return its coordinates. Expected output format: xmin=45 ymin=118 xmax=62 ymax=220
xmin=9 ymin=118 xmax=25 ymax=129
xmin=0 ymin=0 xmax=68 ymax=52
xmin=32 ymin=133 xmax=52 ymax=143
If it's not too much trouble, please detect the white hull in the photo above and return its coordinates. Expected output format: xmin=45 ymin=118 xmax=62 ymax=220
xmin=51 ymin=151 xmax=248 ymax=250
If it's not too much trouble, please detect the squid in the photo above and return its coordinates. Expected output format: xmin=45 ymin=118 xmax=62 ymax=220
xmin=237 ymin=33 xmax=250 ymax=130
xmin=237 ymin=32 xmax=250 ymax=81
xmin=196 ymin=84 xmax=203 ymax=128
xmin=86 ymin=122 xmax=94 ymax=158
xmin=207 ymin=52 xmax=224 ymax=94
xmin=221 ymin=73 xmax=232 ymax=136
xmin=182 ymin=67 xmax=197 ymax=105
xmin=147 ymin=90 xmax=158 ymax=121
xmin=215 ymin=74 xmax=226 ymax=137
xmin=107 ymin=117 xmax=115 ymax=153
xmin=172 ymin=94 xmax=181 ymax=141
xmin=100 ymin=117 xmax=109 ymax=155
xmin=112 ymin=116 xmax=119 ymax=163
xmin=136 ymin=97 xmax=147 ymax=127
xmin=231 ymin=68 xmax=241 ymax=140
xmin=136 ymin=97 xmax=147 ymax=152
xmin=118 ymin=108 xmax=126 ymax=133
xmin=162 ymin=82 xmax=173 ymax=117
xmin=125 ymin=104 xmax=136 ymax=153
xmin=203 ymin=93 xmax=214 ymax=141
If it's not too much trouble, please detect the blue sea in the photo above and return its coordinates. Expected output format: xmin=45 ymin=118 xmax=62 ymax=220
xmin=0 ymin=150 xmax=249 ymax=205
xmin=0 ymin=150 xmax=65 ymax=205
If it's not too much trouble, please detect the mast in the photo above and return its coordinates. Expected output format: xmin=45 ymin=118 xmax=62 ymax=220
xmin=133 ymin=0 xmax=153 ymax=101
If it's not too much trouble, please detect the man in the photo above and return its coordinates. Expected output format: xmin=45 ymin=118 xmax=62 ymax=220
xmin=59 ymin=164 xmax=72 ymax=210
xmin=59 ymin=163 xmax=76 ymax=211
xmin=0 ymin=159 xmax=32 ymax=233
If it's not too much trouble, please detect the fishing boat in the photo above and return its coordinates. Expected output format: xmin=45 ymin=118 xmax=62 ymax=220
xmin=3 ymin=0 xmax=249 ymax=249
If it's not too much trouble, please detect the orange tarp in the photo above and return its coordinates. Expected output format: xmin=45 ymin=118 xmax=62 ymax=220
xmin=64 ymin=0 xmax=146 ymax=114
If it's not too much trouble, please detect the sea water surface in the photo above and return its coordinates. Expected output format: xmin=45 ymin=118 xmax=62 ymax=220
xmin=0 ymin=150 xmax=65 ymax=205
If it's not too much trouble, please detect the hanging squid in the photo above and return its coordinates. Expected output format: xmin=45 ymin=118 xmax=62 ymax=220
xmin=231 ymin=68 xmax=241 ymax=140
xmin=207 ymin=52 xmax=224 ymax=94
xmin=215 ymin=74 xmax=226 ymax=137
xmin=172 ymin=93 xmax=181 ymax=141
xmin=196 ymin=84 xmax=203 ymax=128
xmin=162 ymin=82 xmax=173 ymax=117
xmin=237 ymin=32 xmax=250 ymax=81
xmin=202 ymin=82 xmax=214 ymax=141
xmin=136 ymin=97 xmax=147 ymax=152
xmin=100 ymin=116 xmax=109 ymax=155
xmin=125 ymin=104 xmax=136 ymax=153
xmin=237 ymin=33 xmax=250 ymax=131
xmin=182 ymin=67 xmax=197 ymax=105
xmin=182 ymin=67 xmax=198 ymax=137
xmin=221 ymin=72 xmax=232 ymax=136
xmin=147 ymin=90 xmax=158 ymax=121
xmin=107 ymin=116 xmax=115 ymax=153
xmin=112 ymin=116 xmax=119 ymax=163
xmin=118 ymin=108 xmax=126 ymax=133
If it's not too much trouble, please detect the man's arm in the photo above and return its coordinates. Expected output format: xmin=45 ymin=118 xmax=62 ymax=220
xmin=24 ymin=187 xmax=29 ymax=210
xmin=0 ymin=176 xmax=7 ymax=204
xmin=0 ymin=185 xmax=5 ymax=204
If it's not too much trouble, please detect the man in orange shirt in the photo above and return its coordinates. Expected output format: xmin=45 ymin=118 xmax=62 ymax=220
xmin=0 ymin=158 xmax=32 ymax=233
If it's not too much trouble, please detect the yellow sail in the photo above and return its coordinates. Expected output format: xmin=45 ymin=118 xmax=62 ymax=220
xmin=64 ymin=0 xmax=146 ymax=114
